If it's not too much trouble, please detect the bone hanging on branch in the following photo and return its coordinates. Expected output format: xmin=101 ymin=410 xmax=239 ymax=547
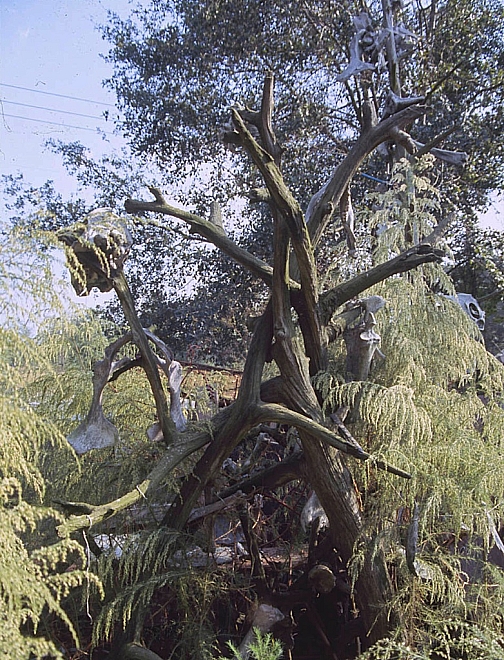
xmin=58 ymin=209 xmax=180 ymax=449
xmin=57 ymin=208 xmax=133 ymax=295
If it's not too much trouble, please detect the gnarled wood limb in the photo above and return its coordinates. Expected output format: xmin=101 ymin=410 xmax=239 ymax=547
xmin=217 ymin=452 xmax=306 ymax=499
xmin=319 ymin=216 xmax=453 ymax=328
xmin=187 ymin=491 xmax=246 ymax=523
xmin=160 ymin=402 xmax=263 ymax=529
xmin=83 ymin=330 xmax=186 ymax=436
xmin=240 ymin=71 xmax=282 ymax=166
xmin=320 ymin=243 xmax=444 ymax=323
xmin=162 ymin=302 xmax=275 ymax=529
xmin=254 ymin=403 xmax=410 ymax=479
xmin=112 ymin=269 xmax=177 ymax=445
xmin=124 ymin=188 xmax=297 ymax=289
xmin=269 ymin=207 xmax=323 ymax=411
xmin=231 ymin=109 xmax=318 ymax=300
xmin=288 ymin=423 xmax=397 ymax=642
xmin=413 ymin=140 xmax=468 ymax=166
xmin=272 ymin=213 xmax=293 ymax=348
xmin=237 ymin=300 xmax=274 ymax=404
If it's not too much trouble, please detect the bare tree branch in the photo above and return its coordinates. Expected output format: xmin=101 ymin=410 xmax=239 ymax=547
xmin=240 ymin=71 xmax=283 ymax=165
xmin=124 ymin=188 xmax=294 ymax=289
xmin=112 ymin=270 xmax=177 ymax=445
xmin=320 ymin=243 xmax=444 ymax=323
xmin=231 ymin=109 xmax=318 ymax=301
xmin=231 ymin=106 xmax=324 ymax=373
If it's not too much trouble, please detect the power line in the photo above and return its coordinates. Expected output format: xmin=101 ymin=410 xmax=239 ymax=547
xmin=2 ymin=100 xmax=108 ymax=122
xmin=2 ymin=113 xmax=115 ymax=135
xmin=0 ymin=82 xmax=115 ymax=107
xmin=361 ymin=172 xmax=390 ymax=185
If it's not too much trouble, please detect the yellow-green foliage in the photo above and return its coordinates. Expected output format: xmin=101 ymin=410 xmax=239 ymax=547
xmin=359 ymin=622 xmax=504 ymax=660
xmin=0 ymin=224 xmax=105 ymax=657
xmin=25 ymin=312 xmax=163 ymax=505
xmin=366 ymin=156 xmax=444 ymax=262
xmin=0 ymin=476 xmax=105 ymax=659
xmin=219 ymin=629 xmax=284 ymax=660
xmin=0 ymin=227 xmax=79 ymax=499
xmin=318 ymin=159 xmax=504 ymax=657
xmin=0 ymin=478 xmax=102 ymax=659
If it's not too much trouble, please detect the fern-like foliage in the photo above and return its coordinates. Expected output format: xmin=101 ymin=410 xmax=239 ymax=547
xmin=93 ymin=528 xmax=231 ymax=658
xmin=219 ymin=628 xmax=284 ymax=660
xmin=317 ymin=158 xmax=504 ymax=658
xmin=0 ymin=223 xmax=107 ymax=658
xmin=366 ymin=156 xmax=445 ymax=263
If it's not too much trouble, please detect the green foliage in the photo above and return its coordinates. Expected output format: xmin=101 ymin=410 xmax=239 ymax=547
xmin=93 ymin=528 xmax=181 ymax=642
xmin=93 ymin=528 xmax=235 ymax=658
xmin=317 ymin=159 xmax=504 ymax=658
xmin=359 ymin=621 xmax=504 ymax=659
xmin=219 ymin=628 xmax=284 ymax=660
xmin=0 ymin=224 xmax=79 ymax=499
xmin=0 ymin=225 xmax=106 ymax=657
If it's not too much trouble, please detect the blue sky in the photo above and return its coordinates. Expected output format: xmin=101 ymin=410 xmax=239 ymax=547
xmin=0 ymin=0 xmax=127 ymax=196
xmin=0 ymin=0 xmax=132 ymax=308
xmin=1 ymin=0 xmax=502 ymax=230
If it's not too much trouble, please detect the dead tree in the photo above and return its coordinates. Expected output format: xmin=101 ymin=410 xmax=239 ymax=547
xmin=56 ymin=58 xmax=454 ymax=646
xmin=54 ymin=0 xmax=477 ymax=645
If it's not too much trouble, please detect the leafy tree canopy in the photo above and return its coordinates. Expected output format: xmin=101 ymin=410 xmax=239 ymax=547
xmin=101 ymin=0 xmax=504 ymax=209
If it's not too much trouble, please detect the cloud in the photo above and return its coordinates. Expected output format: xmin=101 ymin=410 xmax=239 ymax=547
xmin=18 ymin=27 xmax=32 ymax=40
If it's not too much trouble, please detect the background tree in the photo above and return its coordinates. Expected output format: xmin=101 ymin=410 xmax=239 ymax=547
xmin=100 ymin=0 xmax=504 ymax=207
xmin=100 ymin=0 xmax=504 ymax=356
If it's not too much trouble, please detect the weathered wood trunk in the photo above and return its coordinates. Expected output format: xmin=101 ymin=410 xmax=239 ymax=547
xmin=302 ymin=441 xmax=392 ymax=645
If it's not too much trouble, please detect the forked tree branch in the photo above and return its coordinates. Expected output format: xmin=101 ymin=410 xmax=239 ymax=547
xmin=112 ymin=270 xmax=177 ymax=444
xmin=124 ymin=189 xmax=298 ymax=289
xmin=231 ymin=109 xmax=318 ymax=297
xmin=58 ymin=370 xmax=411 ymax=537
xmin=231 ymin=108 xmax=323 ymax=370
xmin=306 ymin=104 xmax=427 ymax=246
xmin=240 ymin=71 xmax=282 ymax=165
xmin=320 ymin=243 xmax=445 ymax=323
